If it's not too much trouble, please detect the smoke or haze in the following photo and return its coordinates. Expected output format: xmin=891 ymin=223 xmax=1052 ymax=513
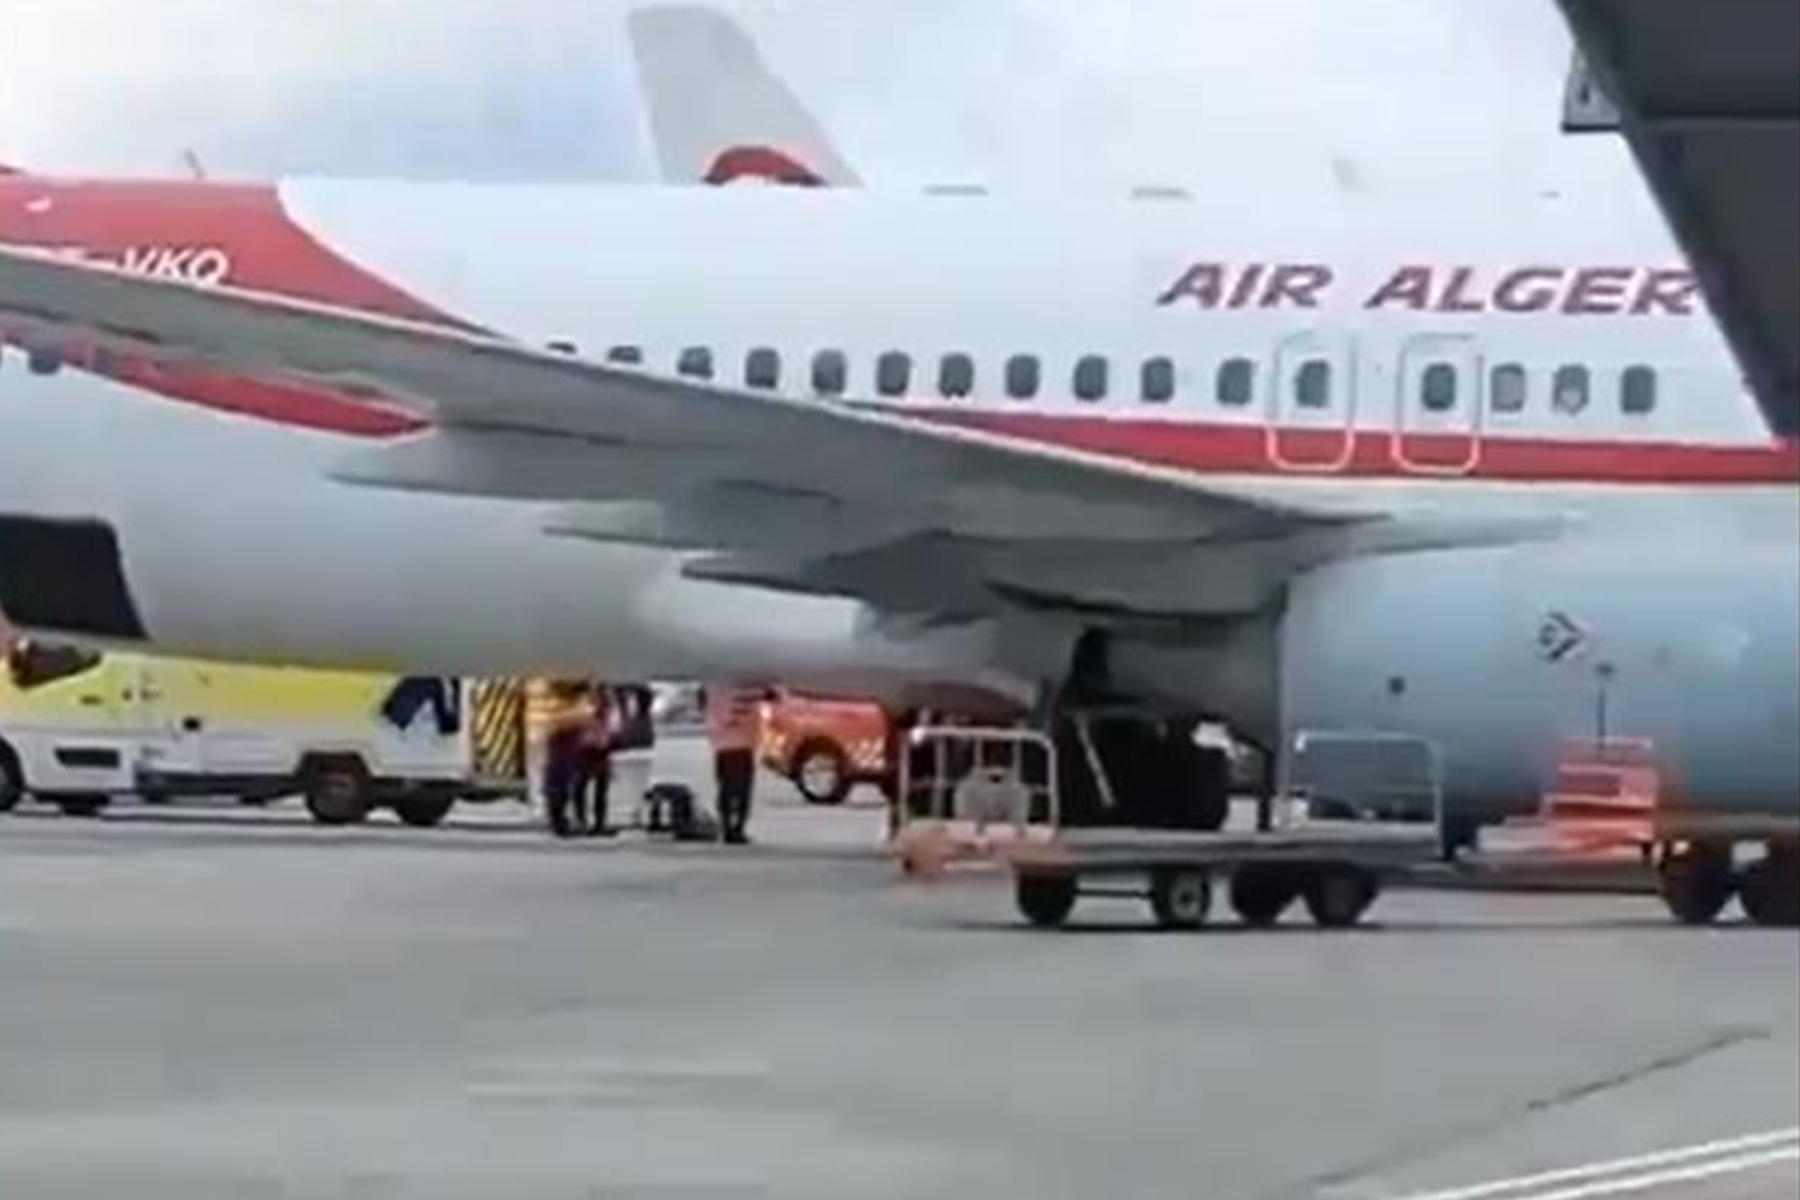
xmin=0 ymin=0 xmax=1624 ymax=191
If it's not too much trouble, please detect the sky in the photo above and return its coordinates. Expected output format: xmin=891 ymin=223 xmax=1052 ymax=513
xmin=0 ymin=0 xmax=1628 ymax=193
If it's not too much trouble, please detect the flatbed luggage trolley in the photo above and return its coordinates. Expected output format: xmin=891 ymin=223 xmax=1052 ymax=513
xmin=892 ymin=723 xmax=1446 ymax=932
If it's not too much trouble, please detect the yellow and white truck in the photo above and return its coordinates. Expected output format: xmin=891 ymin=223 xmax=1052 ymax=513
xmin=0 ymin=635 xmax=526 ymax=824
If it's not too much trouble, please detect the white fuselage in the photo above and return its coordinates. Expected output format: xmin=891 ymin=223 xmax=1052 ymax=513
xmin=276 ymin=179 xmax=1767 ymax=465
xmin=0 ymin=367 xmax=1027 ymax=702
xmin=0 ymin=171 xmax=1794 ymax=822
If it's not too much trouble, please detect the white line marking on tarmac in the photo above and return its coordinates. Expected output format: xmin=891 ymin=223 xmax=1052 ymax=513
xmin=1517 ymin=1146 xmax=1800 ymax=1200
xmin=1393 ymin=1129 xmax=1800 ymax=1200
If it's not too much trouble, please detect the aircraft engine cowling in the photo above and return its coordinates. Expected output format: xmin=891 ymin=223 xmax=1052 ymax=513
xmin=1278 ymin=534 xmax=1800 ymax=826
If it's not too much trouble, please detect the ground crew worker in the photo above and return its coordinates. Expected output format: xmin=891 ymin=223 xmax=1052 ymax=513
xmin=542 ymin=678 xmax=612 ymax=839
xmin=705 ymin=684 xmax=763 ymax=845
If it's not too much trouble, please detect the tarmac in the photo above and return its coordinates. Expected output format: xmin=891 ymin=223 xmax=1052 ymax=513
xmin=2 ymin=774 xmax=1796 ymax=1200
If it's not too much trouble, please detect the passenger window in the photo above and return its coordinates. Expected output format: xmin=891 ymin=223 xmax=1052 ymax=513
xmin=1420 ymin=363 xmax=1459 ymax=412
xmin=1295 ymin=359 xmax=1332 ymax=409
xmin=938 ymin=353 xmax=975 ymax=399
xmin=1072 ymin=355 xmax=1109 ymax=402
xmin=677 ymin=346 xmax=714 ymax=380
xmin=605 ymin=345 xmax=644 ymax=366
xmin=1489 ymin=363 xmax=1528 ymax=413
xmin=1216 ymin=358 xmax=1254 ymax=407
xmin=744 ymin=347 xmax=781 ymax=390
xmin=1552 ymin=364 xmax=1590 ymax=414
xmin=876 ymin=351 xmax=912 ymax=398
xmin=1140 ymin=357 xmax=1176 ymax=403
xmin=811 ymin=349 xmax=848 ymax=397
xmin=1005 ymin=355 xmax=1041 ymax=401
xmin=1620 ymin=365 xmax=1657 ymax=415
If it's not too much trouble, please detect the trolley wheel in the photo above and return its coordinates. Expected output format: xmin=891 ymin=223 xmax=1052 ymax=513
xmin=1738 ymin=853 xmax=1799 ymax=928
xmin=1015 ymin=872 xmax=1078 ymax=929
xmin=1659 ymin=843 xmax=1735 ymax=925
xmin=1303 ymin=866 xmax=1379 ymax=929
xmin=1149 ymin=867 xmax=1213 ymax=930
xmin=1229 ymin=864 xmax=1298 ymax=927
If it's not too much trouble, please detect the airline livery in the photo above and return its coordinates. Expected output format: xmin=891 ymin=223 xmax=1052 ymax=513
xmin=0 ymin=6 xmax=1793 ymax=854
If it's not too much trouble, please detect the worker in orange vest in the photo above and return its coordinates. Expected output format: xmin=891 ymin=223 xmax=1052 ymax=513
xmin=705 ymin=684 xmax=765 ymax=845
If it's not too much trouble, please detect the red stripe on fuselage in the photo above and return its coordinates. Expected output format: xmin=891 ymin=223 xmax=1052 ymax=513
xmin=0 ymin=178 xmax=464 ymax=320
xmin=912 ymin=410 xmax=1800 ymax=486
xmin=3 ymin=177 xmax=1794 ymax=483
xmin=0 ymin=177 xmax=452 ymax=434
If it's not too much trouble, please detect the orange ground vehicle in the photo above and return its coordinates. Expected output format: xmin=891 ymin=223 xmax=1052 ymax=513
xmin=1536 ymin=736 xmax=1798 ymax=926
xmin=1540 ymin=737 xmax=1660 ymax=857
xmin=759 ymin=691 xmax=889 ymax=805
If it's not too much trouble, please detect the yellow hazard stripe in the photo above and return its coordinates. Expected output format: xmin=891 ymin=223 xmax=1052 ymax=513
xmin=471 ymin=678 xmax=526 ymax=779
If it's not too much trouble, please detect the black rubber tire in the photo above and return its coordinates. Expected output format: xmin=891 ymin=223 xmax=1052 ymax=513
xmin=1659 ymin=844 xmax=1736 ymax=926
xmin=303 ymin=760 xmax=372 ymax=827
xmin=1230 ymin=864 xmax=1298 ymax=927
xmin=55 ymin=794 xmax=111 ymax=819
xmin=139 ymin=792 xmax=173 ymax=807
xmin=1303 ymin=866 xmax=1379 ymax=929
xmin=1016 ymin=873 xmax=1079 ymax=929
xmin=393 ymin=795 xmax=456 ymax=829
xmin=1149 ymin=868 xmax=1213 ymax=930
xmin=0 ymin=748 xmax=24 ymax=814
xmin=791 ymin=738 xmax=852 ymax=806
xmin=1738 ymin=854 xmax=1800 ymax=928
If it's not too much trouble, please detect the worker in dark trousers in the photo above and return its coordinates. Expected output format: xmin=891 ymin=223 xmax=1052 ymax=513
xmin=544 ymin=680 xmax=612 ymax=839
xmin=705 ymin=684 xmax=763 ymax=845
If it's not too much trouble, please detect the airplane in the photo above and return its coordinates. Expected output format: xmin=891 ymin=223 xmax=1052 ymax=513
xmin=628 ymin=4 xmax=859 ymax=188
xmin=0 ymin=9 xmax=1794 ymax=869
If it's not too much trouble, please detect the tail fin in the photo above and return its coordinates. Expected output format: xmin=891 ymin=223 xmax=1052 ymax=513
xmin=627 ymin=4 xmax=860 ymax=187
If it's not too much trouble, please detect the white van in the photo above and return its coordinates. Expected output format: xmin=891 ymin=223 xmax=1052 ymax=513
xmin=0 ymin=637 xmax=524 ymax=825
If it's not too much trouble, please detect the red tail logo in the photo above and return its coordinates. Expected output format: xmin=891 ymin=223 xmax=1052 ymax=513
xmin=703 ymin=146 xmax=826 ymax=188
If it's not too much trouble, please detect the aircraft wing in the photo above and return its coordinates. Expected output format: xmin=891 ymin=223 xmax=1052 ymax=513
xmin=0 ymin=247 xmax=1553 ymax=617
